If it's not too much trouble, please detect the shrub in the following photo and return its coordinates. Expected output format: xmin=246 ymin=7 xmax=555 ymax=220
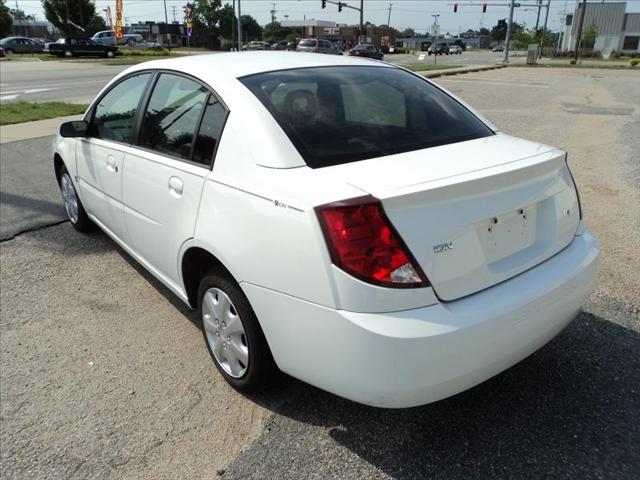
xmin=569 ymin=59 xmax=577 ymax=65
xmin=122 ymin=47 xmax=169 ymax=56
xmin=610 ymin=50 xmax=622 ymax=59
xmin=630 ymin=58 xmax=639 ymax=68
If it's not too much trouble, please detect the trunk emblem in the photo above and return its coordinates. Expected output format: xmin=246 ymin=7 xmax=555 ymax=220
xmin=433 ymin=242 xmax=454 ymax=254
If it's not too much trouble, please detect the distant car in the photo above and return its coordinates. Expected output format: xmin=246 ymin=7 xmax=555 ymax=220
xmin=46 ymin=38 xmax=122 ymax=58
xmin=448 ymin=45 xmax=463 ymax=55
xmin=297 ymin=38 xmax=343 ymax=55
xmin=492 ymin=45 xmax=504 ymax=52
xmin=92 ymin=30 xmax=144 ymax=46
xmin=242 ymin=41 xmax=271 ymax=51
xmin=348 ymin=44 xmax=384 ymax=60
xmin=428 ymin=43 xmax=449 ymax=56
xmin=286 ymin=40 xmax=297 ymax=51
xmin=0 ymin=36 xmax=44 ymax=54
xmin=270 ymin=42 xmax=286 ymax=50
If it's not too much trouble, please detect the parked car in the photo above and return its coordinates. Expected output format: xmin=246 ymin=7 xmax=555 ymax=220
xmin=92 ymin=30 xmax=144 ymax=46
xmin=492 ymin=45 xmax=505 ymax=52
xmin=428 ymin=43 xmax=450 ymax=55
xmin=448 ymin=45 xmax=463 ymax=55
xmin=46 ymin=38 xmax=121 ymax=58
xmin=297 ymin=38 xmax=343 ymax=55
xmin=347 ymin=44 xmax=384 ymax=60
xmin=53 ymin=52 xmax=599 ymax=408
xmin=0 ymin=36 xmax=44 ymax=54
xmin=242 ymin=41 xmax=271 ymax=51
xmin=270 ymin=42 xmax=287 ymax=50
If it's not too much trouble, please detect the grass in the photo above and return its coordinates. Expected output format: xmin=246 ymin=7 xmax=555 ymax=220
xmin=402 ymin=63 xmax=463 ymax=72
xmin=0 ymin=102 xmax=89 ymax=125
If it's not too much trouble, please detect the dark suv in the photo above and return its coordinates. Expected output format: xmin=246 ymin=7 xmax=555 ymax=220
xmin=428 ymin=43 xmax=450 ymax=55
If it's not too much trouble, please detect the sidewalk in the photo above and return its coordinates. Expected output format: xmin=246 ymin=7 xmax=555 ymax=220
xmin=0 ymin=114 xmax=82 ymax=144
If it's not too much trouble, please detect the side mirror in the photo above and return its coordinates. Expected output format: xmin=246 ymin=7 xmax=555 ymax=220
xmin=60 ymin=120 xmax=88 ymax=138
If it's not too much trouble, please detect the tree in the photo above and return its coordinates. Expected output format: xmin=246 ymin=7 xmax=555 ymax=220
xmin=241 ymin=14 xmax=261 ymax=42
xmin=399 ymin=27 xmax=415 ymax=38
xmin=479 ymin=27 xmax=490 ymax=36
xmin=490 ymin=19 xmax=522 ymax=43
xmin=582 ymin=21 xmax=597 ymax=50
xmin=42 ymin=0 xmax=106 ymax=38
xmin=192 ymin=0 xmax=225 ymax=48
xmin=262 ymin=21 xmax=292 ymax=43
xmin=0 ymin=0 xmax=12 ymax=37
xmin=10 ymin=7 xmax=35 ymax=21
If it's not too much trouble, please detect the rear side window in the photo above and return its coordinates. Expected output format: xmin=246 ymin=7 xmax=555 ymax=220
xmin=92 ymin=73 xmax=151 ymax=143
xmin=192 ymin=95 xmax=228 ymax=166
xmin=299 ymin=40 xmax=315 ymax=47
xmin=139 ymin=74 xmax=208 ymax=160
xmin=241 ymin=66 xmax=493 ymax=168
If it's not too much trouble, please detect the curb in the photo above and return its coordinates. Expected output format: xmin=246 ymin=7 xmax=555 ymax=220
xmin=420 ymin=64 xmax=508 ymax=79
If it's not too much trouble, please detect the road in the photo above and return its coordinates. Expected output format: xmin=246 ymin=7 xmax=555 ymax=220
xmin=1 ymin=67 xmax=639 ymax=479
xmin=0 ymin=50 xmax=504 ymax=104
xmin=0 ymin=61 xmax=130 ymax=104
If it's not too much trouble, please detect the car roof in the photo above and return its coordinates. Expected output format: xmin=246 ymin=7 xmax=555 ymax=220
xmin=126 ymin=51 xmax=389 ymax=79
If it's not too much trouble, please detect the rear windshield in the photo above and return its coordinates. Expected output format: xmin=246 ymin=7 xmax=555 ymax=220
xmin=241 ymin=66 xmax=493 ymax=168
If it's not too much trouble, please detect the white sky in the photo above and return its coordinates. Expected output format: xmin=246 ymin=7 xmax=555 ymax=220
xmin=12 ymin=0 xmax=640 ymax=35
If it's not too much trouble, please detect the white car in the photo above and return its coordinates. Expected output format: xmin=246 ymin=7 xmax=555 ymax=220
xmin=53 ymin=52 xmax=599 ymax=408
xmin=449 ymin=45 xmax=463 ymax=54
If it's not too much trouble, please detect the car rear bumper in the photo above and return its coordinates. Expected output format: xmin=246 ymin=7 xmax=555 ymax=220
xmin=243 ymin=229 xmax=600 ymax=408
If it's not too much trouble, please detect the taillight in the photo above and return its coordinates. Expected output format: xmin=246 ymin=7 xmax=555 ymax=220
xmin=565 ymin=155 xmax=583 ymax=219
xmin=316 ymin=196 xmax=429 ymax=288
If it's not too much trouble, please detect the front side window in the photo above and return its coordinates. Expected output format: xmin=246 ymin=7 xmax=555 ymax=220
xmin=92 ymin=73 xmax=151 ymax=143
xmin=139 ymin=74 xmax=208 ymax=160
xmin=241 ymin=66 xmax=493 ymax=168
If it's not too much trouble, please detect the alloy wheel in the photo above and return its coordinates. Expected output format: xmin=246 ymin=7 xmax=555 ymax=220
xmin=202 ymin=288 xmax=249 ymax=378
xmin=61 ymin=173 xmax=79 ymax=224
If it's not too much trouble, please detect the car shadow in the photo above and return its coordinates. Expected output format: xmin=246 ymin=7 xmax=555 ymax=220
xmin=234 ymin=313 xmax=640 ymax=478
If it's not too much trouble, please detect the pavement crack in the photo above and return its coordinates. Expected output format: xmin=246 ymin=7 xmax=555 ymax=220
xmin=0 ymin=219 xmax=69 ymax=243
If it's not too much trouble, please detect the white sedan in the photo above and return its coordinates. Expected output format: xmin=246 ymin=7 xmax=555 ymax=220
xmin=53 ymin=52 xmax=599 ymax=408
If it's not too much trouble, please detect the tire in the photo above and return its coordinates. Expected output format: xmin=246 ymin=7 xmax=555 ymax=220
xmin=106 ymin=50 xmax=115 ymax=58
xmin=198 ymin=268 xmax=277 ymax=393
xmin=58 ymin=165 xmax=93 ymax=232
xmin=4 ymin=48 xmax=13 ymax=55
xmin=64 ymin=50 xmax=73 ymax=58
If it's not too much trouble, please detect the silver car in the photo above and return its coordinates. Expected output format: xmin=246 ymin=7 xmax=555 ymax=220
xmin=296 ymin=39 xmax=343 ymax=55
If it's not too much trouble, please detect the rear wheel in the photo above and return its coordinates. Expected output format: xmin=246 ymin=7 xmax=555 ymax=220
xmin=106 ymin=50 xmax=115 ymax=58
xmin=4 ymin=48 xmax=14 ymax=55
xmin=58 ymin=165 xmax=92 ymax=232
xmin=198 ymin=269 xmax=277 ymax=392
xmin=64 ymin=50 xmax=73 ymax=58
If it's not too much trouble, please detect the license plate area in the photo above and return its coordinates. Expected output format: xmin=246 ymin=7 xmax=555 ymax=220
xmin=476 ymin=205 xmax=536 ymax=264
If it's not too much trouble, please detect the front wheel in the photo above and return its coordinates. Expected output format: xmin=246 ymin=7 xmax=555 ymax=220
xmin=198 ymin=269 xmax=277 ymax=392
xmin=106 ymin=50 xmax=115 ymax=58
xmin=59 ymin=166 xmax=93 ymax=232
xmin=64 ymin=50 xmax=73 ymax=58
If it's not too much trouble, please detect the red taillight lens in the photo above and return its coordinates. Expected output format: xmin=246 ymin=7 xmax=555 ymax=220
xmin=316 ymin=196 xmax=429 ymax=288
xmin=565 ymin=156 xmax=583 ymax=219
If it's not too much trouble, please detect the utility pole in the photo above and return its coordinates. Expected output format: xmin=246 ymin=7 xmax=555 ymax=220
xmin=163 ymin=0 xmax=171 ymax=50
xmin=171 ymin=6 xmax=177 ymax=22
xmin=503 ymin=0 xmax=515 ymax=63
xmin=538 ymin=0 xmax=550 ymax=59
xmin=574 ymin=0 xmax=587 ymax=63
xmin=237 ymin=0 xmax=242 ymax=51
xmin=387 ymin=3 xmax=393 ymax=27
xmin=78 ymin=0 xmax=84 ymax=29
xmin=270 ymin=3 xmax=276 ymax=23
xmin=359 ymin=0 xmax=364 ymax=43
xmin=232 ymin=0 xmax=235 ymax=50
xmin=534 ymin=0 xmax=542 ymax=30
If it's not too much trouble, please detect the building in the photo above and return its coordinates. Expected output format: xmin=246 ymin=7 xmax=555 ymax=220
xmin=562 ymin=1 xmax=640 ymax=54
xmin=128 ymin=21 xmax=189 ymax=47
xmin=280 ymin=19 xmax=395 ymax=49
xmin=11 ymin=19 xmax=56 ymax=39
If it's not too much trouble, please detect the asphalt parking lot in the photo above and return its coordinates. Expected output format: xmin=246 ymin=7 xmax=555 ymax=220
xmin=1 ymin=67 xmax=639 ymax=479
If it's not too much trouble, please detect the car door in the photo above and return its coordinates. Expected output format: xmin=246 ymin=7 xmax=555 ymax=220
xmin=122 ymin=73 xmax=228 ymax=286
xmin=76 ymin=72 xmax=152 ymax=241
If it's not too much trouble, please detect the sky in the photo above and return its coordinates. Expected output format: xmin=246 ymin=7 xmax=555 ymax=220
xmin=11 ymin=0 xmax=640 ymax=35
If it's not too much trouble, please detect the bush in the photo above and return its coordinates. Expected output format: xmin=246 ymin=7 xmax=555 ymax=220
xmin=554 ymin=49 xmax=602 ymax=59
xmin=389 ymin=47 xmax=408 ymax=54
xmin=630 ymin=58 xmax=640 ymax=68
xmin=569 ymin=59 xmax=577 ymax=65
xmin=122 ymin=47 xmax=170 ymax=56
xmin=610 ymin=50 xmax=622 ymax=59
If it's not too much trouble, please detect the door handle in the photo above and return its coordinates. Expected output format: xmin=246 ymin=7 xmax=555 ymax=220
xmin=106 ymin=155 xmax=118 ymax=173
xmin=168 ymin=176 xmax=183 ymax=196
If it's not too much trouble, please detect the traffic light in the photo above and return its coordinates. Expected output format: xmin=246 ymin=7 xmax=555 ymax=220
xmin=453 ymin=3 xmax=458 ymax=13
xmin=482 ymin=2 xmax=487 ymax=13
xmin=338 ymin=2 xmax=343 ymax=12
xmin=321 ymin=0 xmax=326 ymax=9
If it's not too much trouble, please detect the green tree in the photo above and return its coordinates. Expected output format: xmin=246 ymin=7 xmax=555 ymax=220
xmin=490 ymin=19 xmax=522 ymax=43
xmin=479 ymin=27 xmax=490 ymax=36
xmin=42 ymin=0 xmax=105 ymax=38
xmin=399 ymin=27 xmax=415 ymax=38
xmin=241 ymin=14 xmax=261 ymax=42
xmin=582 ymin=21 xmax=597 ymax=50
xmin=262 ymin=21 xmax=292 ymax=43
xmin=0 ymin=0 xmax=12 ymax=37
xmin=10 ymin=7 xmax=35 ymax=21
xmin=192 ymin=0 xmax=223 ymax=48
